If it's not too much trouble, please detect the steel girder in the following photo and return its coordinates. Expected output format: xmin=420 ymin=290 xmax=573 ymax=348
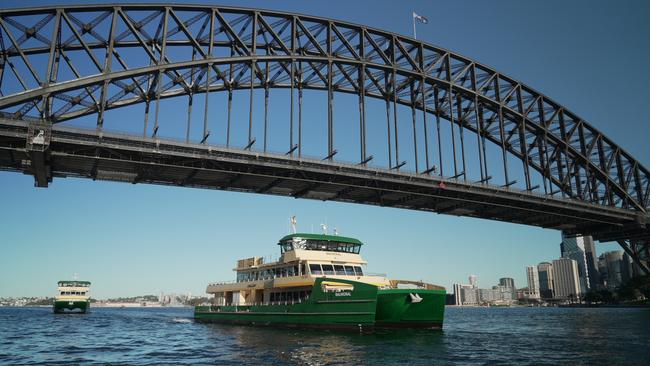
xmin=0 ymin=5 xmax=648 ymax=251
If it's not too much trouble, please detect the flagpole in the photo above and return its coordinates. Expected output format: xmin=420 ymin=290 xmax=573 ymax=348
xmin=412 ymin=13 xmax=417 ymax=39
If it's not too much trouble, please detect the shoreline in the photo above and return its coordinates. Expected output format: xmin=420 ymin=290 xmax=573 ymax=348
xmin=0 ymin=305 xmax=191 ymax=309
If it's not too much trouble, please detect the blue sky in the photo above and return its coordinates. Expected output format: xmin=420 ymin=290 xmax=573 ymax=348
xmin=1 ymin=0 xmax=649 ymax=298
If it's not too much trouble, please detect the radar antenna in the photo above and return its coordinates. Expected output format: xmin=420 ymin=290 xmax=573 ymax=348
xmin=290 ymin=216 xmax=297 ymax=234
xmin=320 ymin=223 xmax=328 ymax=235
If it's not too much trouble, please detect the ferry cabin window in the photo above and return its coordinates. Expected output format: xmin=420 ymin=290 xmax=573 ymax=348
xmin=334 ymin=265 xmax=346 ymax=275
xmin=344 ymin=266 xmax=355 ymax=275
xmin=309 ymin=264 xmax=323 ymax=275
xmin=321 ymin=264 xmax=335 ymax=275
xmin=354 ymin=266 xmax=364 ymax=276
xmin=280 ymin=241 xmax=294 ymax=253
xmin=271 ymin=291 xmax=311 ymax=302
xmin=298 ymin=240 xmax=361 ymax=254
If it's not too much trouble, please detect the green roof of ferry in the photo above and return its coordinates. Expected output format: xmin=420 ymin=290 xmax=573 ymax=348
xmin=279 ymin=233 xmax=363 ymax=245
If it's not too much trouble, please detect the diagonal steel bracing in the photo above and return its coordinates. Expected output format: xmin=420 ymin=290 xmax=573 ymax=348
xmin=0 ymin=4 xmax=648 ymax=272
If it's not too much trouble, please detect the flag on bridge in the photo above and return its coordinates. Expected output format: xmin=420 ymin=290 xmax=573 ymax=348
xmin=413 ymin=12 xmax=428 ymax=24
xmin=412 ymin=12 xmax=428 ymax=39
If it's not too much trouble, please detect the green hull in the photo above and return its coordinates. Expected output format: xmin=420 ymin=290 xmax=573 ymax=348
xmin=195 ymin=279 xmax=445 ymax=329
xmin=375 ymin=289 xmax=445 ymax=328
xmin=196 ymin=278 xmax=377 ymax=329
xmin=53 ymin=300 xmax=89 ymax=314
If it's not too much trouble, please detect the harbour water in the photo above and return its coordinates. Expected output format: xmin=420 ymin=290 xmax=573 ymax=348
xmin=1 ymin=306 xmax=649 ymax=365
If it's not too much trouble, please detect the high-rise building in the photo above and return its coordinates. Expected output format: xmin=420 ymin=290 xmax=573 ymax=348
xmin=622 ymin=252 xmax=634 ymax=284
xmin=499 ymin=277 xmax=515 ymax=288
xmin=526 ymin=266 xmax=540 ymax=299
xmin=498 ymin=277 xmax=516 ymax=299
xmin=598 ymin=250 xmax=634 ymax=290
xmin=581 ymin=235 xmax=600 ymax=290
xmin=560 ymin=233 xmax=600 ymax=293
xmin=552 ymin=258 xmax=581 ymax=300
xmin=537 ymin=262 xmax=554 ymax=299
xmin=469 ymin=275 xmax=478 ymax=288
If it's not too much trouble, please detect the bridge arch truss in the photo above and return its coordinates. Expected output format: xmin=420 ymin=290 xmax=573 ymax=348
xmin=0 ymin=4 xmax=648 ymax=271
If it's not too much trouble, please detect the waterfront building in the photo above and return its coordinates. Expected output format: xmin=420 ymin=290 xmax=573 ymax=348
xmin=453 ymin=284 xmax=463 ymax=305
xmin=598 ymin=250 xmax=634 ymax=290
xmin=560 ymin=233 xmax=600 ymax=293
xmin=454 ymin=276 xmax=520 ymax=305
xmin=494 ymin=285 xmax=516 ymax=301
xmin=552 ymin=258 xmax=581 ymax=300
xmin=516 ymin=287 xmax=528 ymax=300
xmin=479 ymin=288 xmax=499 ymax=302
xmin=498 ymin=277 xmax=516 ymax=299
xmin=453 ymin=283 xmax=478 ymax=306
xmin=537 ymin=262 xmax=554 ymax=299
xmin=526 ymin=266 xmax=540 ymax=299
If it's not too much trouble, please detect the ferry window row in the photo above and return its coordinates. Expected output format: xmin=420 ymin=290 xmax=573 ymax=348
xmin=280 ymin=240 xmax=361 ymax=254
xmin=309 ymin=264 xmax=363 ymax=276
xmin=269 ymin=290 xmax=311 ymax=302
xmin=236 ymin=265 xmax=304 ymax=282
xmin=60 ymin=291 xmax=86 ymax=295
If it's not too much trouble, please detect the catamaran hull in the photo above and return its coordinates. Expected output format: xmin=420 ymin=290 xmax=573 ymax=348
xmin=374 ymin=289 xmax=445 ymax=328
xmin=53 ymin=300 xmax=89 ymax=314
xmin=194 ymin=307 xmax=376 ymax=329
xmin=195 ymin=280 xmax=446 ymax=329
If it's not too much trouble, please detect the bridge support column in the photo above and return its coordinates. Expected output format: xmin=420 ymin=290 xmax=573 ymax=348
xmin=25 ymin=122 xmax=52 ymax=188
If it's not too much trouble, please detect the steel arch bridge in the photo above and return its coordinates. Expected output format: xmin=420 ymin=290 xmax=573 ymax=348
xmin=0 ymin=4 xmax=648 ymax=272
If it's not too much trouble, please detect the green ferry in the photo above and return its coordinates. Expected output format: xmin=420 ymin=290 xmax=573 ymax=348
xmin=194 ymin=233 xmax=445 ymax=329
xmin=53 ymin=280 xmax=91 ymax=314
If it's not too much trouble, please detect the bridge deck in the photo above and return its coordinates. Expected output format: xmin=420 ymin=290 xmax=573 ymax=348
xmin=1 ymin=119 xmax=646 ymax=244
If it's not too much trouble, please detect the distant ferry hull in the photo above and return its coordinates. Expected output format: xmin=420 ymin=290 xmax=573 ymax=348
xmin=53 ymin=300 xmax=89 ymax=314
xmin=375 ymin=289 xmax=445 ymax=329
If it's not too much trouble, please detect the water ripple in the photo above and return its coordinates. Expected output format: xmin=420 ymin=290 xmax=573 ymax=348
xmin=0 ymin=307 xmax=648 ymax=365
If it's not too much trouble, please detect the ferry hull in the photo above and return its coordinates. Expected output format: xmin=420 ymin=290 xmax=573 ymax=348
xmin=194 ymin=305 xmax=376 ymax=329
xmin=375 ymin=289 xmax=445 ymax=329
xmin=53 ymin=300 xmax=89 ymax=314
xmin=195 ymin=278 xmax=377 ymax=329
xmin=195 ymin=279 xmax=446 ymax=329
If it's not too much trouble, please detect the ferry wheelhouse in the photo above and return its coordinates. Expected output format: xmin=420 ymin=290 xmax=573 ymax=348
xmin=194 ymin=233 xmax=445 ymax=329
xmin=53 ymin=280 xmax=91 ymax=314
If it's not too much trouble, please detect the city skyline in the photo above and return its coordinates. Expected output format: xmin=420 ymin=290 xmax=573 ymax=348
xmin=1 ymin=0 xmax=649 ymax=299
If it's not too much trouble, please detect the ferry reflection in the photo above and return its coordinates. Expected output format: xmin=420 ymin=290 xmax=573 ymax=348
xmin=202 ymin=323 xmax=446 ymax=365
